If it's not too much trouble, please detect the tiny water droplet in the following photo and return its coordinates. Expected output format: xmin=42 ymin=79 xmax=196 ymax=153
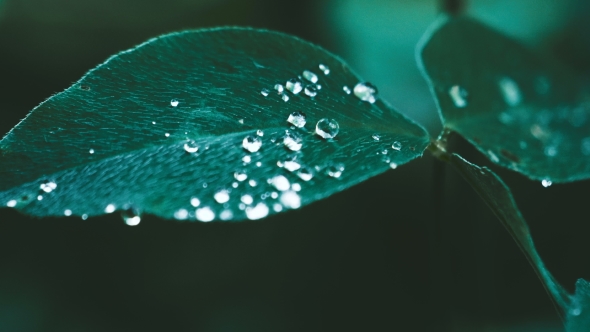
xmin=499 ymin=77 xmax=522 ymax=107
xmin=326 ymin=163 xmax=345 ymax=178
xmin=242 ymin=155 xmax=252 ymax=164
xmin=232 ymin=182 xmax=238 ymax=188
xmin=304 ymin=85 xmax=318 ymax=97
xmin=64 ymin=209 xmax=72 ymax=216
xmin=256 ymin=161 xmax=262 ymax=167
xmin=170 ymin=99 xmax=179 ymax=107
xmin=391 ymin=141 xmax=402 ymax=151
xmin=196 ymin=207 xmax=215 ymax=222
xmin=256 ymin=130 xmax=264 ymax=137
xmin=381 ymin=149 xmax=388 ymax=155
xmin=242 ymin=135 xmax=262 ymax=153
xmin=343 ymin=86 xmax=351 ymax=94
xmin=174 ymin=209 xmax=189 ymax=220
xmin=37 ymin=195 xmax=43 ymax=201
xmin=283 ymin=130 xmax=303 ymax=151
xmin=488 ymin=150 xmax=500 ymax=163
xmin=544 ymin=145 xmax=558 ymax=157
xmin=6 ymin=200 xmax=17 ymax=207
xmin=122 ymin=208 xmax=141 ymax=226
xmin=274 ymin=84 xmax=284 ymax=94
xmin=241 ymin=194 xmax=254 ymax=205
xmin=286 ymin=78 xmax=303 ymax=94
xmin=191 ymin=197 xmax=201 ymax=207
xmin=273 ymin=203 xmax=283 ymax=212
xmin=280 ymin=191 xmax=301 ymax=209
xmin=372 ymin=134 xmax=381 ymax=141
xmin=302 ymin=70 xmax=319 ymax=83
xmin=165 ymin=133 xmax=170 ymax=137
xmin=40 ymin=181 xmax=57 ymax=193
xmin=389 ymin=162 xmax=398 ymax=169
xmin=234 ymin=171 xmax=248 ymax=182
xmin=287 ymin=111 xmax=307 ymax=128
xmin=353 ymin=82 xmax=378 ymax=103
xmin=316 ymin=119 xmax=340 ymax=139
xmin=89 ymin=149 xmax=95 ymax=154
xmin=81 ymin=214 xmax=88 ymax=220
xmin=214 ymin=189 xmax=230 ymax=204
xmin=291 ymin=183 xmax=302 ymax=191
xmin=249 ymin=179 xmax=258 ymax=187
xmin=282 ymin=94 xmax=290 ymax=102
xmin=541 ymin=179 xmax=552 ymax=188
xmin=296 ymin=167 xmax=314 ymax=182
xmin=105 ymin=204 xmax=116 ymax=213
xmin=271 ymin=175 xmax=290 ymax=191
xmin=202 ymin=183 xmax=208 ymax=188
xmin=261 ymin=88 xmax=270 ymax=97
xmin=319 ymin=64 xmax=330 ymax=75
xmin=246 ymin=202 xmax=269 ymax=220
xmin=271 ymin=192 xmax=279 ymax=199
xmin=184 ymin=140 xmax=199 ymax=153
xmin=220 ymin=210 xmax=233 ymax=220
xmin=152 ymin=121 xmax=156 ymax=125
xmin=449 ymin=85 xmax=468 ymax=108
xmin=238 ymin=119 xmax=244 ymax=124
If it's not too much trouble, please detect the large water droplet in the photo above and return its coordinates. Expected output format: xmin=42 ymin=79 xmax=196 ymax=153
xmin=302 ymin=70 xmax=318 ymax=83
xmin=196 ymin=207 xmax=215 ymax=222
xmin=214 ymin=189 xmax=230 ymax=204
xmin=319 ymin=64 xmax=330 ymax=75
xmin=184 ymin=140 xmax=199 ymax=153
xmin=241 ymin=194 xmax=254 ymax=205
xmin=246 ymin=202 xmax=269 ymax=220
xmin=40 ymin=181 xmax=57 ymax=193
xmin=326 ymin=163 xmax=345 ymax=178
xmin=170 ymin=99 xmax=179 ymax=107
xmin=261 ymin=88 xmax=270 ymax=97
xmin=105 ymin=204 xmax=116 ymax=213
xmin=316 ymin=118 xmax=340 ymax=139
xmin=499 ymin=77 xmax=522 ymax=107
xmin=271 ymin=175 xmax=290 ymax=191
xmin=541 ymin=179 xmax=553 ymax=188
xmin=287 ymin=111 xmax=306 ymax=128
xmin=242 ymin=135 xmax=262 ymax=153
xmin=391 ymin=141 xmax=402 ymax=151
xmin=280 ymin=191 xmax=301 ymax=209
xmin=64 ymin=209 xmax=72 ymax=216
xmin=191 ymin=197 xmax=201 ymax=207
xmin=296 ymin=167 xmax=314 ymax=182
xmin=220 ymin=210 xmax=233 ymax=221
xmin=304 ymin=85 xmax=318 ymax=97
xmin=286 ymin=78 xmax=303 ymax=94
xmin=122 ymin=207 xmax=141 ymax=226
xmin=353 ymin=82 xmax=378 ymax=103
xmin=449 ymin=85 xmax=468 ymax=108
xmin=283 ymin=130 xmax=303 ymax=151
xmin=234 ymin=171 xmax=248 ymax=182
xmin=343 ymin=86 xmax=351 ymax=95
xmin=6 ymin=200 xmax=17 ymax=207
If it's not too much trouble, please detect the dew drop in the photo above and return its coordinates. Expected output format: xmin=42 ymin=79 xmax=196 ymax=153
xmin=232 ymin=182 xmax=238 ymax=188
xmin=214 ymin=189 xmax=230 ymax=204
xmin=280 ymin=191 xmax=301 ymax=209
xmin=196 ymin=207 xmax=215 ymax=222
xmin=37 ymin=195 xmax=43 ymax=201
xmin=544 ymin=145 xmax=558 ymax=157
xmin=302 ymin=70 xmax=319 ymax=83
xmin=220 ymin=210 xmax=233 ymax=221
xmin=249 ymin=179 xmax=258 ymax=187
xmin=170 ymin=99 xmax=179 ymax=107
xmin=343 ymin=86 xmax=351 ymax=95
xmin=304 ymin=85 xmax=318 ymax=97
xmin=274 ymin=84 xmax=284 ymax=94
xmin=261 ymin=88 xmax=270 ymax=97
xmin=174 ymin=209 xmax=189 ymax=220
xmin=282 ymin=94 xmax=290 ymax=102
xmin=256 ymin=161 xmax=262 ymax=167
xmin=291 ymin=183 xmax=302 ymax=191
xmin=105 ymin=204 xmax=116 ymax=213
xmin=519 ymin=141 xmax=528 ymax=150
xmin=391 ymin=141 xmax=402 ymax=151
xmin=296 ymin=167 xmax=314 ymax=182
xmin=238 ymin=119 xmax=244 ymax=124
xmin=271 ymin=192 xmax=279 ymax=199
xmin=287 ymin=111 xmax=307 ymax=128
xmin=499 ymin=77 xmax=522 ymax=107
xmin=449 ymin=85 xmax=468 ymax=108
xmin=6 ymin=200 xmax=17 ymax=207
xmin=241 ymin=194 xmax=254 ymax=205
xmin=273 ymin=203 xmax=283 ymax=212
xmin=242 ymin=135 xmax=262 ymax=153
xmin=165 ymin=133 xmax=170 ymax=137
xmin=372 ymin=134 xmax=381 ymax=141
xmin=283 ymin=130 xmax=303 ymax=151
xmin=389 ymin=162 xmax=398 ymax=169
xmin=89 ymin=149 xmax=95 ymax=154
xmin=316 ymin=118 xmax=340 ymax=139
xmin=271 ymin=175 xmax=290 ymax=191
xmin=234 ymin=171 xmax=248 ymax=182
xmin=191 ymin=197 xmax=201 ymax=207
xmin=184 ymin=140 xmax=199 ymax=153
xmin=242 ymin=155 xmax=252 ymax=164
xmin=319 ymin=64 xmax=330 ymax=75
xmin=326 ymin=163 xmax=345 ymax=178
xmin=488 ymin=150 xmax=500 ymax=163
xmin=353 ymin=82 xmax=378 ymax=103
xmin=286 ymin=78 xmax=303 ymax=94
xmin=81 ymin=214 xmax=88 ymax=220
xmin=64 ymin=209 xmax=72 ymax=216
xmin=283 ymin=158 xmax=301 ymax=172
xmin=40 ymin=181 xmax=57 ymax=193
xmin=122 ymin=208 xmax=141 ymax=226
xmin=246 ymin=203 xmax=269 ymax=220
xmin=541 ymin=179 xmax=553 ymax=188
xmin=256 ymin=130 xmax=264 ymax=137
xmin=152 ymin=121 xmax=156 ymax=125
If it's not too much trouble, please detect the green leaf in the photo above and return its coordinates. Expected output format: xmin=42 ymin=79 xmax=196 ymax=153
xmin=448 ymin=153 xmax=570 ymax=318
xmin=418 ymin=16 xmax=590 ymax=183
xmin=0 ymin=28 xmax=429 ymax=222
xmin=567 ymin=279 xmax=590 ymax=332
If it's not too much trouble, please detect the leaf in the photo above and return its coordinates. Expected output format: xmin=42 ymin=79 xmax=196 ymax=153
xmin=0 ymin=28 xmax=429 ymax=222
xmin=567 ymin=279 xmax=590 ymax=332
xmin=418 ymin=16 xmax=590 ymax=183
xmin=448 ymin=153 xmax=570 ymax=318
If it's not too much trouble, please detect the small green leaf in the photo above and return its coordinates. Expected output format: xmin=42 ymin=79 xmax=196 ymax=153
xmin=0 ymin=28 xmax=429 ymax=221
xmin=449 ymin=153 xmax=570 ymax=316
xmin=567 ymin=279 xmax=590 ymax=332
xmin=419 ymin=16 xmax=590 ymax=183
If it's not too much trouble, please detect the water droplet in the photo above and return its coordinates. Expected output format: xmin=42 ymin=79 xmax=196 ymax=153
xmin=488 ymin=150 xmax=500 ymax=163
xmin=165 ymin=133 xmax=170 ymax=137
xmin=174 ymin=209 xmax=189 ymax=220
xmin=170 ymin=99 xmax=179 ymax=107
xmin=316 ymin=118 xmax=339 ymax=139
xmin=249 ymin=179 xmax=258 ymax=187
xmin=246 ymin=202 xmax=269 ymax=220
xmin=291 ymin=183 xmax=302 ymax=191
xmin=242 ymin=135 xmax=262 ymax=153
xmin=372 ymin=134 xmax=381 ymax=141
xmin=280 ymin=191 xmax=301 ymax=209
xmin=287 ymin=111 xmax=307 ymax=128
xmin=241 ymin=194 xmax=254 ymax=205
xmin=572 ymin=307 xmax=582 ymax=316
xmin=214 ymin=189 xmax=230 ymax=204
xmin=319 ymin=64 xmax=330 ymax=75
xmin=64 ymin=209 xmax=72 ymax=216
xmin=353 ymin=82 xmax=378 ymax=103
xmin=203 ymin=183 xmax=208 ymax=188
xmin=256 ymin=130 xmax=264 ymax=137
xmin=283 ymin=130 xmax=303 ymax=151
xmin=519 ymin=141 xmax=528 ymax=149
xmin=581 ymin=137 xmax=590 ymax=156
xmin=273 ymin=203 xmax=283 ymax=212
xmin=105 ymin=204 xmax=116 ymax=213
xmin=196 ymin=207 xmax=215 ymax=222
xmin=286 ymin=78 xmax=303 ymax=94
xmin=389 ymin=162 xmax=398 ymax=169
xmin=541 ymin=179 xmax=553 ymax=188
xmin=282 ymin=94 xmax=290 ymax=102
xmin=232 ymin=182 xmax=238 ymax=188
xmin=302 ymin=70 xmax=319 ymax=84
xmin=343 ymin=86 xmax=351 ymax=95
xmin=238 ymin=119 xmax=244 ymax=124
xmin=283 ymin=158 xmax=301 ymax=172
xmin=261 ymin=88 xmax=269 ymax=97
xmin=191 ymin=197 xmax=201 ymax=207
xmin=381 ymin=149 xmax=388 ymax=155
xmin=256 ymin=161 xmax=262 ymax=167
xmin=6 ymin=200 xmax=17 ymax=207
xmin=326 ymin=163 xmax=345 ymax=178
xmin=89 ymin=149 xmax=95 ymax=154
xmin=271 ymin=175 xmax=290 ymax=191
xmin=242 ymin=155 xmax=252 ymax=164
xmin=220 ymin=210 xmax=233 ymax=220
xmin=152 ymin=121 xmax=156 ymax=125
xmin=499 ymin=77 xmax=522 ymax=107
xmin=81 ymin=214 xmax=88 ymax=220
xmin=296 ymin=167 xmax=314 ymax=181
xmin=304 ymin=85 xmax=318 ymax=97
xmin=234 ymin=171 xmax=248 ymax=182
xmin=271 ymin=192 xmax=279 ymax=199
xmin=449 ymin=85 xmax=468 ymax=108
xmin=40 ymin=181 xmax=57 ymax=193
xmin=274 ymin=84 xmax=284 ymax=94
xmin=37 ymin=195 xmax=43 ymax=201
xmin=184 ymin=140 xmax=199 ymax=153
xmin=122 ymin=208 xmax=141 ymax=226
xmin=391 ymin=141 xmax=402 ymax=151
xmin=544 ymin=145 xmax=558 ymax=157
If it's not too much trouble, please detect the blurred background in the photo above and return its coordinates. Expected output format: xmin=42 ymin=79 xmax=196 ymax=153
xmin=1 ymin=0 xmax=590 ymax=331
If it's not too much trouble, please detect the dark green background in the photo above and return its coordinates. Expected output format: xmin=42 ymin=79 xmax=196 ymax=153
xmin=1 ymin=0 xmax=590 ymax=330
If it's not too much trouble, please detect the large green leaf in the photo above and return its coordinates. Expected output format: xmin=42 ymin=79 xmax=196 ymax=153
xmin=0 ymin=28 xmax=429 ymax=222
xmin=419 ymin=16 xmax=590 ymax=183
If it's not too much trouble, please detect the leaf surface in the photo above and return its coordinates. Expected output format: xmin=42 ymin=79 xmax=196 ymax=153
xmin=419 ymin=16 xmax=590 ymax=183
xmin=0 ymin=28 xmax=429 ymax=221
